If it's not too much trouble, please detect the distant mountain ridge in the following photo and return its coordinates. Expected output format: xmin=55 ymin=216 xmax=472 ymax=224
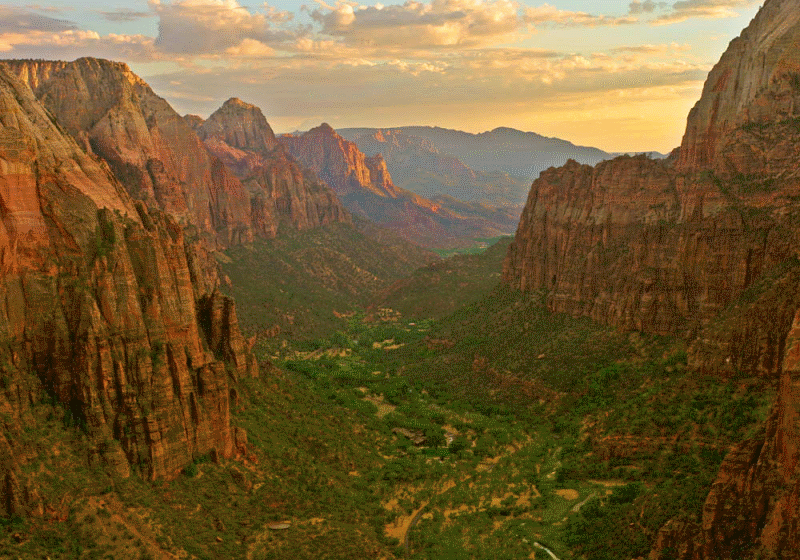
xmin=280 ymin=124 xmax=517 ymax=247
xmin=338 ymin=125 xmax=611 ymax=181
xmin=336 ymin=127 xmax=531 ymax=207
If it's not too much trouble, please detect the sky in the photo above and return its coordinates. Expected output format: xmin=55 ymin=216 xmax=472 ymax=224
xmin=0 ymin=0 xmax=764 ymax=152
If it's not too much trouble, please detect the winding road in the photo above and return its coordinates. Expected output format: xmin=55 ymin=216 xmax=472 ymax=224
xmin=403 ymin=502 xmax=430 ymax=556
xmin=533 ymin=541 xmax=562 ymax=560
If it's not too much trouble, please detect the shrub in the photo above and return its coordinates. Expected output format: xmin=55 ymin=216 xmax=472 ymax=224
xmin=183 ymin=462 xmax=198 ymax=477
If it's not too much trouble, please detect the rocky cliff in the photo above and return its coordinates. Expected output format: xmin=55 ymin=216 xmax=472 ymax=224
xmin=281 ymin=124 xmax=400 ymax=199
xmin=0 ymin=61 xmax=256 ymax=512
xmin=4 ymin=58 xmax=253 ymax=247
xmin=504 ymin=0 xmax=800 ymax=557
xmin=339 ymin=127 xmax=532 ymax=207
xmin=281 ymin=125 xmax=515 ymax=247
xmin=677 ymin=0 xmax=800 ymax=176
xmin=197 ymin=99 xmax=348 ymax=236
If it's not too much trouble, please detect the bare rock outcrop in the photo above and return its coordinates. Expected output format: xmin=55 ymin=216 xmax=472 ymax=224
xmin=677 ymin=0 xmax=800 ymax=176
xmin=4 ymin=58 xmax=253 ymax=247
xmin=281 ymin=123 xmax=400 ymax=198
xmin=0 ymin=63 xmax=255 ymax=495
xmin=198 ymin=98 xmax=349 ymax=235
xmin=504 ymin=1 xmax=800 ymax=557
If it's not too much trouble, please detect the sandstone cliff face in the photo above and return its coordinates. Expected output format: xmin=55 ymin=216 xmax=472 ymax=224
xmin=678 ymin=0 xmax=800 ymax=175
xmin=198 ymin=99 xmax=349 ymax=235
xmin=504 ymin=153 xmax=798 ymax=335
xmin=281 ymin=124 xmax=400 ymax=199
xmin=281 ymin=124 xmax=515 ymax=247
xmin=4 ymin=58 xmax=253 ymax=247
xmin=0 ymin=63 xmax=255 ymax=507
xmin=504 ymin=0 xmax=800 ymax=557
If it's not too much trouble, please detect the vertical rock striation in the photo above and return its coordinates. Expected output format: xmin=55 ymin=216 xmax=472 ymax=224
xmin=281 ymin=123 xmax=401 ymax=198
xmin=504 ymin=1 xmax=800 ymax=557
xmin=4 ymin=58 xmax=253 ymax=247
xmin=198 ymin=99 xmax=349 ymax=235
xmin=0 ymin=61 xmax=256 ymax=507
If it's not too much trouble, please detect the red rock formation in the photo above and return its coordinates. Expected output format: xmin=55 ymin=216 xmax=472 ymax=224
xmin=4 ymin=58 xmax=253 ymax=247
xmin=503 ymin=154 xmax=798 ymax=335
xmin=198 ymin=99 xmax=349 ymax=235
xmin=0 ymin=62 xmax=255 ymax=499
xmin=677 ymin=0 xmax=800 ymax=176
xmin=505 ymin=1 xmax=800 ymax=557
xmin=281 ymin=123 xmax=400 ymax=198
xmin=365 ymin=153 xmax=396 ymax=195
xmin=281 ymin=124 xmax=515 ymax=247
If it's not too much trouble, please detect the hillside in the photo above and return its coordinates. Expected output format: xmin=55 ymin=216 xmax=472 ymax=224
xmin=281 ymin=124 xmax=517 ymax=248
xmin=504 ymin=0 xmax=800 ymax=556
xmin=220 ymin=218 xmax=438 ymax=345
xmin=338 ymin=126 xmax=611 ymax=183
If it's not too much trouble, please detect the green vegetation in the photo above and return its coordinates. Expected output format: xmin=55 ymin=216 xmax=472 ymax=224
xmin=1 ymin=235 xmax=778 ymax=560
xmin=220 ymin=221 xmax=436 ymax=345
xmin=430 ymin=236 xmax=511 ymax=259
xmin=371 ymin=236 xmax=512 ymax=319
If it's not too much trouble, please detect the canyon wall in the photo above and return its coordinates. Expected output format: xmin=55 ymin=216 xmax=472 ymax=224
xmin=504 ymin=0 xmax=800 ymax=557
xmin=197 ymin=99 xmax=349 ymax=236
xmin=281 ymin=123 xmax=401 ymax=199
xmin=0 ymin=62 xmax=256 ymax=514
xmin=5 ymin=58 xmax=254 ymax=247
xmin=281 ymin=124 xmax=516 ymax=247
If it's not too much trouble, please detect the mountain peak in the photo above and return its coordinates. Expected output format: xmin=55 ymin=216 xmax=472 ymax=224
xmin=201 ymin=98 xmax=277 ymax=153
xmin=223 ymin=97 xmax=255 ymax=110
xmin=315 ymin=122 xmax=336 ymax=134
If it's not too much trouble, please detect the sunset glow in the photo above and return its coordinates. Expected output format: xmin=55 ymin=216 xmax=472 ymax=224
xmin=0 ymin=0 xmax=763 ymax=152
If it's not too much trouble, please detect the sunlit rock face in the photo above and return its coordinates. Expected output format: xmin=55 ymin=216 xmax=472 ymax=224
xmin=198 ymin=99 xmax=349 ymax=236
xmin=505 ymin=0 xmax=800 ymax=557
xmin=5 ymin=57 xmax=253 ymax=247
xmin=281 ymin=124 xmax=517 ymax=247
xmin=280 ymin=123 xmax=401 ymax=199
xmin=0 ymin=62 xmax=256 ymax=505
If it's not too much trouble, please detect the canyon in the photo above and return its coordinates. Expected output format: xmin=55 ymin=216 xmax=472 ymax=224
xmin=0 ymin=0 xmax=797 ymax=557
xmin=504 ymin=0 xmax=800 ymax=556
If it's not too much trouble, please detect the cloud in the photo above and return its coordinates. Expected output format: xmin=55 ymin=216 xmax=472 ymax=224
xmin=654 ymin=0 xmax=760 ymax=24
xmin=0 ymin=25 xmax=159 ymax=60
xmin=0 ymin=6 xmax=76 ymax=34
xmin=523 ymin=4 xmax=637 ymax=27
xmin=224 ymin=37 xmax=275 ymax=57
xmin=141 ymin=45 xmax=709 ymax=123
xmin=309 ymin=0 xmax=523 ymax=50
xmin=99 ymin=9 xmax=154 ymax=22
xmin=611 ymin=42 xmax=691 ymax=53
xmin=628 ymin=1 xmax=669 ymax=15
xmin=150 ymin=0 xmax=300 ymax=55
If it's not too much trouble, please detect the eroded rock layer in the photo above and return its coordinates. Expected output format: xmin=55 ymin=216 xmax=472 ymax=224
xmin=504 ymin=1 xmax=800 ymax=557
xmin=198 ymin=99 xmax=349 ymax=235
xmin=5 ymin=58 xmax=253 ymax=247
xmin=0 ymin=63 xmax=255 ymax=508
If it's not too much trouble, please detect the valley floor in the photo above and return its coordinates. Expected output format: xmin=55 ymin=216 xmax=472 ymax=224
xmin=0 ymin=236 xmax=776 ymax=560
